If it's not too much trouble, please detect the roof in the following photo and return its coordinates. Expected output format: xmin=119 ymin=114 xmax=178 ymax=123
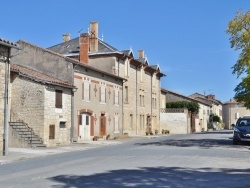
xmin=189 ymin=92 xmax=222 ymax=105
xmin=48 ymin=35 xmax=165 ymax=77
xmin=161 ymin=88 xmax=211 ymax=106
xmin=0 ymin=38 xmax=19 ymax=49
xmin=11 ymin=64 xmax=75 ymax=88
xmin=223 ymin=99 xmax=241 ymax=105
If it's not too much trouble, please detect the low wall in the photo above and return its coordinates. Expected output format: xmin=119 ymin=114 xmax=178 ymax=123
xmin=160 ymin=108 xmax=189 ymax=134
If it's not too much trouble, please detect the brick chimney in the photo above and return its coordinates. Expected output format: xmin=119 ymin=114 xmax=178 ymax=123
xmin=207 ymin=94 xmax=215 ymax=100
xmin=63 ymin=33 xmax=71 ymax=42
xmin=80 ymin=33 xmax=89 ymax=63
xmin=138 ymin=50 xmax=145 ymax=59
xmin=89 ymin=22 xmax=98 ymax=52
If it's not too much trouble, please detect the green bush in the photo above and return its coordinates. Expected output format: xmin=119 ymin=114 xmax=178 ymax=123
xmin=166 ymin=101 xmax=199 ymax=114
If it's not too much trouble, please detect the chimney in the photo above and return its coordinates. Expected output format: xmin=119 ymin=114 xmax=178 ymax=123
xmin=63 ymin=33 xmax=71 ymax=42
xmin=80 ymin=33 xmax=89 ymax=63
xmin=207 ymin=94 xmax=215 ymax=100
xmin=138 ymin=50 xmax=145 ymax=59
xmin=89 ymin=22 xmax=98 ymax=52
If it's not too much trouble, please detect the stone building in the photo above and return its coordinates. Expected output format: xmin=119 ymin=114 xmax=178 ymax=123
xmin=10 ymin=40 xmax=76 ymax=147
xmin=161 ymin=88 xmax=211 ymax=132
xmin=72 ymin=34 xmax=125 ymax=141
xmin=189 ymin=93 xmax=223 ymax=121
xmin=0 ymin=38 xmax=19 ymax=155
xmin=223 ymin=99 xmax=250 ymax=129
xmin=48 ymin=21 xmax=165 ymax=136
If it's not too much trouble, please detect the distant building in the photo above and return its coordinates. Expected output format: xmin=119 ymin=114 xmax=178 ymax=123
xmin=161 ymin=89 xmax=211 ymax=132
xmin=223 ymin=99 xmax=250 ymax=129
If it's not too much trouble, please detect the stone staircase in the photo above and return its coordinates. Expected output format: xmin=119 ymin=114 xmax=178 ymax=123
xmin=9 ymin=122 xmax=46 ymax=147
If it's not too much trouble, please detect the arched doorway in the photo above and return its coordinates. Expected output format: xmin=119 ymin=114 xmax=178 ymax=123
xmin=78 ymin=109 xmax=94 ymax=140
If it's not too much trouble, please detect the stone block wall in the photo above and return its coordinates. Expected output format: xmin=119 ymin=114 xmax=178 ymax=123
xmin=0 ymin=60 xmax=6 ymax=154
xmin=44 ymin=86 xmax=71 ymax=146
xmin=10 ymin=75 xmax=45 ymax=139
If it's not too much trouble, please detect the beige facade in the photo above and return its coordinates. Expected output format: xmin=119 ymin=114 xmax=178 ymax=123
xmin=48 ymin=22 xmax=165 ymax=136
xmin=89 ymin=54 xmax=162 ymax=135
xmin=73 ymin=63 xmax=124 ymax=141
xmin=0 ymin=58 xmax=5 ymax=153
xmin=223 ymin=100 xmax=250 ymax=129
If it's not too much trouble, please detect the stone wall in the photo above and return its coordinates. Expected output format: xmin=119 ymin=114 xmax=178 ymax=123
xmin=11 ymin=41 xmax=74 ymax=85
xmin=10 ymin=75 xmax=72 ymax=147
xmin=0 ymin=60 xmax=6 ymax=154
xmin=160 ymin=109 xmax=189 ymax=134
xmin=44 ymin=86 xmax=71 ymax=146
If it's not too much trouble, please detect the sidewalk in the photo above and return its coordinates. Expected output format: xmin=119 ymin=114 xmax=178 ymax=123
xmin=0 ymin=140 xmax=122 ymax=165
xmin=0 ymin=135 xmax=164 ymax=165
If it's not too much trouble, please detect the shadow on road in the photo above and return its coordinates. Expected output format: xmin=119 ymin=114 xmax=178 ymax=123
xmin=195 ymin=130 xmax=233 ymax=135
xmin=49 ymin=166 xmax=250 ymax=188
xmin=134 ymin=138 xmax=235 ymax=148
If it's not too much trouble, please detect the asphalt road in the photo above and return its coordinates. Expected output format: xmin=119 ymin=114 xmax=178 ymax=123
xmin=1 ymin=130 xmax=250 ymax=188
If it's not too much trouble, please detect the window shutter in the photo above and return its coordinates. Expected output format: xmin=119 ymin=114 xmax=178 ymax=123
xmin=89 ymin=84 xmax=91 ymax=101
xmin=82 ymin=83 xmax=84 ymax=100
xmin=55 ymin=90 xmax=62 ymax=108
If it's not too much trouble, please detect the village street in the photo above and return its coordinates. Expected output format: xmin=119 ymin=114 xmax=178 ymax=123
xmin=0 ymin=130 xmax=250 ymax=188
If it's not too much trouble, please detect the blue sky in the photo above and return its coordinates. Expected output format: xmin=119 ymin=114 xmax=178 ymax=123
xmin=1 ymin=0 xmax=249 ymax=103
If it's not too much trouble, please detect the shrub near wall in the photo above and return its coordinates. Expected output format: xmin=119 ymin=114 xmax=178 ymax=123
xmin=166 ymin=101 xmax=199 ymax=114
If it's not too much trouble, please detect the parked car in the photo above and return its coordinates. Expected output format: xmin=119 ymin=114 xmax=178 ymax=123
xmin=232 ymin=117 xmax=250 ymax=145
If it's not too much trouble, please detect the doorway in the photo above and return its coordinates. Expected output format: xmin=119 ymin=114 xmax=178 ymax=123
xmin=79 ymin=114 xmax=91 ymax=140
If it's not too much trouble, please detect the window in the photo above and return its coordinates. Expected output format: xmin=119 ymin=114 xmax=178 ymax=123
xmin=140 ymin=95 xmax=145 ymax=106
xmin=59 ymin=122 xmax=66 ymax=128
xmin=140 ymin=115 xmax=145 ymax=129
xmin=152 ymin=97 xmax=157 ymax=109
xmin=125 ymin=86 xmax=128 ymax=103
xmin=55 ymin=90 xmax=62 ymax=108
xmin=130 ymin=114 xmax=133 ymax=129
xmin=114 ymin=114 xmax=119 ymax=133
xmin=82 ymin=81 xmax=90 ymax=101
xmin=125 ymin=59 xmax=129 ymax=77
xmin=86 ymin=116 xmax=89 ymax=125
xmin=114 ymin=89 xmax=119 ymax=105
xmin=140 ymin=68 xmax=144 ymax=82
xmin=49 ymin=125 xmax=55 ymax=139
xmin=100 ymin=85 xmax=106 ymax=103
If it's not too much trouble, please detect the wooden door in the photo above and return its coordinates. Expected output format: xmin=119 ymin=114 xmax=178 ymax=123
xmin=100 ymin=116 xmax=106 ymax=136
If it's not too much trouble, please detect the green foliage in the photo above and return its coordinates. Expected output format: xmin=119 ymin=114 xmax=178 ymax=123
xmin=227 ymin=10 xmax=250 ymax=108
xmin=213 ymin=114 xmax=221 ymax=123
xmin=166 ymin=101 xmax=199 ymax=114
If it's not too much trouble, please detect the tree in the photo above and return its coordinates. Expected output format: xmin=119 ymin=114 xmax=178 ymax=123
xmin=213 ymin=114 xmax=221 ymax=123
xmin=227 ymin=10 xmax=250 ymax=108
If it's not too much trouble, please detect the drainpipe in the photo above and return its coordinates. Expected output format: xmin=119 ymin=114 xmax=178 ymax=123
xmin=3 ymin=48 xmax=10 ymax=156
xmin=151 ymin=73 xmax=153 ymax=129
xmin=136 ymin=66 xmax=138 ymax=135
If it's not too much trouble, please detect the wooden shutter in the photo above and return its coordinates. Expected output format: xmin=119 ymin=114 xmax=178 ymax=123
xmin=82 ymin=83 xmax=84 ymax=100
xmin=49 ymin=125 xmax=55 ymax=139
xmin=55 ymin=90 xmax=62 ymax=108
xmin=90 ymin=116 xmax=94 ymax=136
